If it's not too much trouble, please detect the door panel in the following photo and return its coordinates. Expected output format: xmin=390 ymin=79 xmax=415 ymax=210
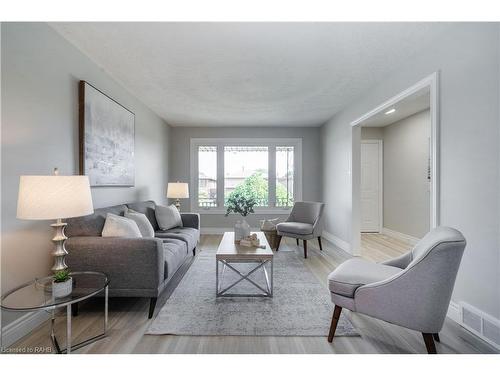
xmin=361 ymin=141 xmax=382 ymax=232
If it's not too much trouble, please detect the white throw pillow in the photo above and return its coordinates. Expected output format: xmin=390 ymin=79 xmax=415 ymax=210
xmin=125 ymin=208 xmax=155 ymax=238
xmin=155 ymin=204 xmax=182 ymax=230
xmin=102 ymin=213 xmax=142 ymax=238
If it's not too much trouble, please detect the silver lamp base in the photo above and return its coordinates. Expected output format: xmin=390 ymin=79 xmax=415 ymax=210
xmin=51 ymin=218 xmax=68 ymax=273
xmin=174 ymin=199 xmax=181 ymax=211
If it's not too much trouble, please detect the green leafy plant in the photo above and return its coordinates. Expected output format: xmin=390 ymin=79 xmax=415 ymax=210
xmin=225 ymin=191 xmax=257 ymax=217
xmin=53 ymin=270 xmax=71 ymax=283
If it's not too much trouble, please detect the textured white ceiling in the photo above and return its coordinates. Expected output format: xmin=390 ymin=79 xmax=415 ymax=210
xmin=50 ymin=22 xmax=450 ymax=127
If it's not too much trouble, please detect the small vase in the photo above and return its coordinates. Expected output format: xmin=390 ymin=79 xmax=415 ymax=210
xmin=52 ymin=277 xmax=73 ymax=298
xmin=241 ymin=218 xmax=251 ymax=238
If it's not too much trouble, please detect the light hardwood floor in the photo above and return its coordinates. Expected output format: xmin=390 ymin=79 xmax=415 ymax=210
xmin=360 ymin=232 xmax=412 ymax=262
xmin=8 ymin=235 xmax=497 ymax=354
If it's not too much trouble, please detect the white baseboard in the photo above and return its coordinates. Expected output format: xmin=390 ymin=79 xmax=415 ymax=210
xmin=322 ymin=231 xmax=352 ymax=254
xmin=380 ymin=227 xmax=420 ymax=245
xmin=447 ymin=300 xmax=462 ymax=323
xmin=1 ymin=311 xmax=50 ymax=348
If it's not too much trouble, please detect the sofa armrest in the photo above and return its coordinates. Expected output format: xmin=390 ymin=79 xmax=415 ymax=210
xmin=181 ymin=213 xmax=200 ymax=230
xmin=65 ymin=236 xmax=165 ymax=291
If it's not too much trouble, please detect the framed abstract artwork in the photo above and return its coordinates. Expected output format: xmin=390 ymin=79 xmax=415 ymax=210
xmin=79 ymin=81 xmax=135 ymax=187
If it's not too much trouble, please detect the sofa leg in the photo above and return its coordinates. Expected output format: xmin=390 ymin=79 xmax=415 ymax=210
xmin=422 ymin=333 xmax=437 ymax=354
xmin=276 ymin=235 xmax=282 ymax=251
xmin=318 ymin=236 xmax=323 ymax=251
xmin=71 ymin=303 xmax=79 ymax=317
xmin=296 ymin=238 xmax=299 ymax=246
xmin=193 ymin=247 xmax=196 ymax=256
xmin=328 ymin=305 xmax=342 ymax=342
xmin=148 ymin=297 xmax=157 ymax=319
xmin=303 ymin=240 xmax=308 ymax=258
xmin=433 ymin=333 xmax=440 ymax=342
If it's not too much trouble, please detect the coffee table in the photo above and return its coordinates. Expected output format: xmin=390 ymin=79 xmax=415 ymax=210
xmin=216 ymin=232 xmax=273 ymax=297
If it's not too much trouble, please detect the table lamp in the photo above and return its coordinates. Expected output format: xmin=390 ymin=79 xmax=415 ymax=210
xmin=17 ymin=168 xmax=94 ymax=273
xmin=167 ymin=182 xmax=189 ymax=211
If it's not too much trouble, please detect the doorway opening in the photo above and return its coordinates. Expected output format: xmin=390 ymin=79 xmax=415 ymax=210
xmin=350 ymin=73 xmax=439 ymax=260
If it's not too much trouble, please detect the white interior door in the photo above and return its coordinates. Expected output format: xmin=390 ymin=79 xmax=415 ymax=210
xmin=361 ymin=140 xmax=382 ymax=232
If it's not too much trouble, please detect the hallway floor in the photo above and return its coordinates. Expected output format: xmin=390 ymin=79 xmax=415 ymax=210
xmin=360 ymin=232 xmax=413 ymax=262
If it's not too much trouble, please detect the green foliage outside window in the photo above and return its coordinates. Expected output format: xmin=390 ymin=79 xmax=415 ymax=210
xmin=225 ymin=172 xmax=293 ymax=211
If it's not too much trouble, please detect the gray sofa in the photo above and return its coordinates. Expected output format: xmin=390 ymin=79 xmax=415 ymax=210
xmin=65 ymin=200 xmax=200 ymax=318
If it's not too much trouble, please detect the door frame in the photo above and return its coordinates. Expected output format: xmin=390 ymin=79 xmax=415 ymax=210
xmin=349 ymin=72 xmax=440 ymax=255
xmin=361 ymin=139 xmax=383 ymax=233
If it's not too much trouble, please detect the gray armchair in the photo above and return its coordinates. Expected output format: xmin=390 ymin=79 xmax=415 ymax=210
xmin=276 ymin=201 xmax=325 ymax=258
xmin=326 ymin=226 xmax=466 ymax=353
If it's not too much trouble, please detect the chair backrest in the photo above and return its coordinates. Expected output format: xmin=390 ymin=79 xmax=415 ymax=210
xmin=289 ymin=201 xmax=325 ymax=225
xmin=408 ymin=226 xmax=466 ymax=268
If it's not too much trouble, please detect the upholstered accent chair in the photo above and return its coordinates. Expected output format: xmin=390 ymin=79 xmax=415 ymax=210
xmin=326 ymin=227 xmax=466 ymax=354
xmin=276 ymin=201 xmax=325 ymax=258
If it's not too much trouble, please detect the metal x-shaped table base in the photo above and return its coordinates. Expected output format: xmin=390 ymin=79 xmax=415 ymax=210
xmin=216 ymin=259 xmax=273 ymax=297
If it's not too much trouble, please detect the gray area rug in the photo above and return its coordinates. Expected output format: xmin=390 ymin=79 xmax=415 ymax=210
xmin=146 ymin=247 xmax=358 ymax=336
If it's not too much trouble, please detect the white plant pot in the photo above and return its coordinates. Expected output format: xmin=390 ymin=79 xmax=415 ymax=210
xmin=240 ymin=219 xmax=251 ymax=238
xmin=52 ymin=277 xmax=73 ymax=298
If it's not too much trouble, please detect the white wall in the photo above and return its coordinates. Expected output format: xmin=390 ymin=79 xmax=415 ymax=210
xmin=1 ymin=23 xmax=171 ymax=327
xmin=169 ymin=126 xmax=322 ymax=229
xmin=322 ymin=23 xmax=500 ymax=319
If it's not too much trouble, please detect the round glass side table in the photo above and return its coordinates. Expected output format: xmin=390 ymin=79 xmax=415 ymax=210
xmin=1 ymin=271 xmax=109 ymax=354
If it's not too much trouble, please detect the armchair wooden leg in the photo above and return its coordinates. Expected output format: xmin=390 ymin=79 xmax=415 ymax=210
xmin=422 ymin=333 xmax=437 ymax=354
xmin=303 ymin=240 xmax=308 ymax=258
xmin=433 ymin=333 xmax=440 ymax=342
xmin=327 ymin=305 xmax=342 ymax=342
xmin=296 ymin=238 xmax=299 ymax=246
xmin=318 ymin=236 xmax=323 ymax=251
xmin=148 ymin=297 xmax=158 ymax=319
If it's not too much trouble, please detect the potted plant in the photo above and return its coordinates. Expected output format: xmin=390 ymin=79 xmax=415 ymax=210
xmin=225 ymin=191 xmax=257 ymax=242
xmin=52 ymin=270 xmax=73 ymax=298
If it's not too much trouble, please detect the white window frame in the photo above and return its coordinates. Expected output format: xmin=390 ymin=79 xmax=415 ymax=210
xmin=190 ymin=138 xmax=302 ymax=214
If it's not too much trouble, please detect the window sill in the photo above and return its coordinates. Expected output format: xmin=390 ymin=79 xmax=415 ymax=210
xmin=194 ymin=208 xmax=292 ymax=215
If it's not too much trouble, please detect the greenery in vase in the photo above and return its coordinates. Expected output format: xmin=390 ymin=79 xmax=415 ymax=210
xmin=53 ymin=270 xmax=71 ymax=283
xmin=225 ymin=191 xmax=257 ymax=217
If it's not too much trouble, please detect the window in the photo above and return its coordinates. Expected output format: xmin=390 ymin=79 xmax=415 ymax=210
xmin=224 ymin=146 xmax=269 ymax=206
xmin=198 ymin=146 xmax=217 ymax=207
xmin=276 ymin=146 xmax=294 ymax=207
xmin=191 ymin=138 xmax=302 ymax=212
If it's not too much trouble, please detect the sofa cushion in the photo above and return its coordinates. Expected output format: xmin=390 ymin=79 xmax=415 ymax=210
xmin=156 ymin=204 xmax=183 ymax=230
xmin=66 ymin=204 xmax=127 ymax=237
xmin=276 ymin=222 xmax=313 ymax=235
xmin=155 ymin=227 xmax=199 ymax=251
xmin=102 ymin=213 xmax=142 ymax=238
xmin=327 ymin=258 xmax=401 ymax=298
xmin=126 ymin=201 xmax=159 ymax=230
xmin=125 ymin=208 xmax=155 ymax=237
xmin=162 ymin=239 xmax=188 ymax=280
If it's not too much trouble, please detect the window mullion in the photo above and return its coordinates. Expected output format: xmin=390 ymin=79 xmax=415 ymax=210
xmin=268 ymin=146 xmax=276 ymax=208
xmin=217 ymin=144 xmax=225 ymax=208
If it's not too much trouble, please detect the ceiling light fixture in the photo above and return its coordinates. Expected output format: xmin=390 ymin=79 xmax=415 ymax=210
xmin=385 ymin=108 xmax=396 ymax=115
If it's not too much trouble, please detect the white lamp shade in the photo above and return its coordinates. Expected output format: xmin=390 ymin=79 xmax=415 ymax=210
xmin=17 ymin=175 xmax=94 ymax=220
xmin=167 ymin=182 xmax=189 ymax=199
